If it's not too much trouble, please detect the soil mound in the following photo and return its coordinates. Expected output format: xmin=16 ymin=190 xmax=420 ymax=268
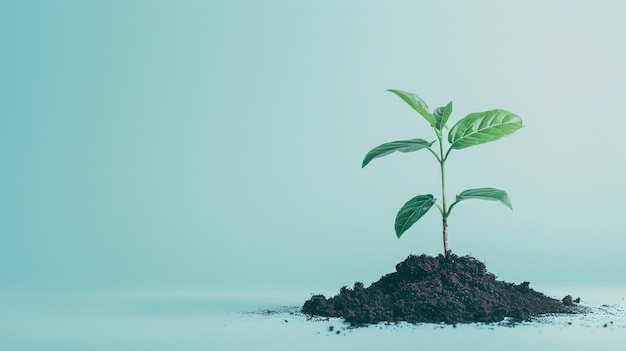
xmin=302 ymin=254 xmax=577 ymax=326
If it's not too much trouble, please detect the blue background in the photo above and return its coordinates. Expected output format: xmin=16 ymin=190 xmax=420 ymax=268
xmin=2 ymin=0 xmax=626 ymax=297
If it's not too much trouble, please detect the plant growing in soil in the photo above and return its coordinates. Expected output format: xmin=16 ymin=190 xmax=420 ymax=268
xmin=362 ymin=90 xmax=523 ymax=257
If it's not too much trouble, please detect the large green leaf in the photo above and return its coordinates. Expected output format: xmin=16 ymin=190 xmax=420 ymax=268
xmin=433 ymin=101 xmax=453 ymax=130
xmin=362 ymin=138 xmax=435 ymax=168
xmin=454 ymin=187 xmax=513 ymax=209
xmin=395 ymin=194 xmax=436 ymax=238
xmin=387 ymin=89 xmax=437 ymax=127
xmin=448 ymin=109 xmax=523 ymax=150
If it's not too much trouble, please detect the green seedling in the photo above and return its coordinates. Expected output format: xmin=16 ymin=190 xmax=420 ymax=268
xmin=362 ymin=90 xmax=523 ymax=257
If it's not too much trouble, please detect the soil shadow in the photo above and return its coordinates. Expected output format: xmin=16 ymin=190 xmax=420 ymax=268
xmin=302 ymin=253 xmax=580 ymax=326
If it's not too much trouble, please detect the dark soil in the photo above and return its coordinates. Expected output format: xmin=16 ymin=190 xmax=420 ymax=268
xmin=302 ymin=253 xmax=579 ymax=326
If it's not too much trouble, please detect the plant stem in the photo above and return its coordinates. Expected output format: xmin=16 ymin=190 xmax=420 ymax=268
xmin=438 ymin=134 xmax=450 ymax=258
xmin=442 ymin=219 xmax=449 ymax=256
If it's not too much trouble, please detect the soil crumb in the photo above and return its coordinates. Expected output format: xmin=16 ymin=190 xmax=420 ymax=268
xmin=302 ymin=253 xmax=578 ymax=326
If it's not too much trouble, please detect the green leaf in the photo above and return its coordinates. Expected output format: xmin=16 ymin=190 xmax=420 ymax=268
xmin=395 ymin=194 xmax=436 ymax=238
xmin=455 ymin=187 xmax=513 ymax=209
xmin=387 ymin=89 xmax=437 ymax=127
xmin=433 ymin=101 xmax=453 ymax=130
xmin=448 ymin=109 xmax=523 ymax=150
xmin=362 ymin=139 xmax=435 ymax=168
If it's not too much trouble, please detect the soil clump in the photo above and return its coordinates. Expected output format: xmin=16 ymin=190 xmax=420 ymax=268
xmin=302 ymin=253 xmax=578 ymax=326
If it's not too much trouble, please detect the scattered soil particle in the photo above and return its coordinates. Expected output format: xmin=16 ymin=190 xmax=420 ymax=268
xmin=302 ymin=253 xmax=579 ymax=326
xmin=574 ymin=297 xmax=581 ymax=303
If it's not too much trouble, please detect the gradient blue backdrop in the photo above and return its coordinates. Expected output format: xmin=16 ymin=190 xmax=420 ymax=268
xmin=2 ymin=0 xmax=626 ymax=296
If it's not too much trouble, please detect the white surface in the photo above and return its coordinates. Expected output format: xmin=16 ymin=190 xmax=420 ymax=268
xmin=1 ymin=287 xmax=625 ymax=351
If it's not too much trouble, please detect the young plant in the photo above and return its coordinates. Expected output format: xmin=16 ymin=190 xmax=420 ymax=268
xmin=362 ymin=90 xmax=523 ymax=257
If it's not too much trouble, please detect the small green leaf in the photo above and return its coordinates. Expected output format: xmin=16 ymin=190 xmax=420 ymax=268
xmin=387 ymin=89 xmax=437 ymax=127
xmin=362 ymin=139 xmax=435 ymax=168
xmin=395 ymin=194 xmax=436 ymax=238
xmin=433 ymin=101 xmax=453 ymax=130
xmin=455 ymin=187 xmax=513 ymax=209
xmin=448 ymin=109 xmax=523 ymax=150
